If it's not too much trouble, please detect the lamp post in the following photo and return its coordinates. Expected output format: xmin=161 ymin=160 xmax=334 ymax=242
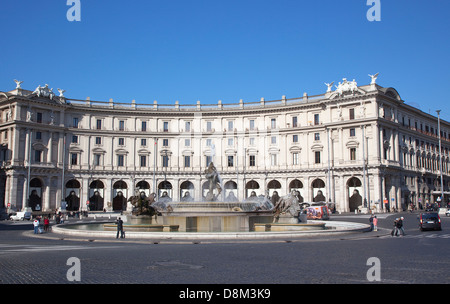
xmin=436 ymin=110 xmax=444 ymax=206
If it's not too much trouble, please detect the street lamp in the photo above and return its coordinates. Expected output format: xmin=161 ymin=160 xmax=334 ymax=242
xmin=437 ymin=110 xmax=444 ymax=206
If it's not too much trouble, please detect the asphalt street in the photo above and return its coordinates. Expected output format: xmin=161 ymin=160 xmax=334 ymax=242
xmin=0 ymin=212 xmax=449 ymax=287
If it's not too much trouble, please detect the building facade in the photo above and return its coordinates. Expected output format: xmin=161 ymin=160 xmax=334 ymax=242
xmin=1 ymin=76 xmax=449 ymax=213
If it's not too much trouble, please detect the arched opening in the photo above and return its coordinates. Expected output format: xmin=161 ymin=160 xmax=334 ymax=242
xmin=65 ymin=179 xmax=81 ymax=211
xmin=289 ymin=179 xmax=304 ymax=203
xmin=267 ymin=180 xmax=282 ymax=200
xmin=29 ymin=178 xmax=43 ymax=211
xmin=113 ymin=180 xmax=128 ymax=211
xmin=312 ymin=179 xmax=326 ymax=202
xmin=348 ymin=177 xmax=362 ymax=212
xmin=158 ymin=181 xmax=172 ymax=201
xmin=245 ymin=180 xmax=260 ymax=198
xmin=136 ymin=181 xmax=151 ymax=197
xmin=180 ymin=181 xmax=194 ymax=202
xmin=89 ymin=180 xmax=104 ymax=211
xmin=224 ymin=181 xmax=238 ymax=202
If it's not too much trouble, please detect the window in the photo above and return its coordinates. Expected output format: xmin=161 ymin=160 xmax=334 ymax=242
xmin=36 ymin=132 xmax=42 ymax=140
xmin=141 ymin=139 xmax=147 ymax=146
xmin=163 ymin=121 xmax=169 ymax=132
xmin=228 ymin=121 xmax=234 ymax=131
xmin=94 ymin=154 xmax=101 ymax=166
xmin=73 ymin=117 xmax=79 ymax=128
xmin=315 ymin=151 xmax=321 ymax=164
xmin=141 ymin=121 xmax=147 ymax=132
xmin=350 ymin=128 xmax=356 ymax=137
xmin=185 ymin=139 xmax=191 ymax=147
xmin=117 ymin=155 xmax=124 ymax=167
xmin=249 ymin=120 xmax=255 ymax=130
xmin=228 ymin=138 xmax=233 ymax=146
xmin=271 ymin=118 xmax=276 ymax=129
xmin=206 ymin=121 xmax=212 ymax=132
xmin=36 ymin=112 xmax=43 ymax=123
xmin=206 ymin=156 xmax=212 ymax=166
xmin=162 ymin=139 xmax=169 ymax=146
xmin=95 ymin=137 xmax=102 ymax=145
xmin=118 ymin=138 xmax=124 ymax=146
xmin=350 ymin=148 xmax=356 ymax=161
xmin=96 ymin=119 xmax=102 ymax=130
xmin=162 ymin=155 xmax=169 ymax=167
xmin=71 ymin=153 xmax=78 ymax=165
xmin=119 ymin=120 xmax=125 ymax=131
xmin=72 ymin=135 xmax=78 ymax=144
xmin=271 ymin=154 xmax=277 ymax=166
xmin=206 ymin=139 xmax=212 ymax=146
xmin=349 ymin=108 xmax=355 ymax=120
xmin=249 ymin=155 xmax=256 ymax=167
xmin=292 ymin=116 xmax=298 ymax=128
xmin=34 ymin=150 xmax=42 ymax=163
xmin=140 ymin=155 xmax=146 ymax=167
xmin=184 ymin=156 xmax=191 ymax=168
xmin=185 ymin=121 xmax=191 ymax=132
xmin=227 ymin=155 xmax=234 ymax=167
xmin=271 ymin=136 xmax=277 ymax=144
xmin=293 ymin=152 xmax=299 ymax=165
xmin=293 ymin=135 xmax=298 ymax=143
xmin=314 ymin=133 xmax=320 ymax=141
xmin=314 ymin=114 xmax=320 ymax=125
xmin=249 ymin=137 xmax=255 ymax=146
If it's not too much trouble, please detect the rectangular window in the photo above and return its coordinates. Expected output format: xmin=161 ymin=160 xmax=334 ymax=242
xmin=271 ymin=154 xmax=277 ymax=166
xmin=315 ymin=151 xmax=321 ymax=164
xmin=206 ymin=121 xmax=212 ymax=132
xmin=271 ymin=118 xmax=276 ymax=129
xmin=162 ymin=155 xmax=169 ymax=167
xmin=95 ymin=137 xmax=102 ymax=145
xmin=350 ymin=128 xmax=356 ymax=137
xmin=314 ymin=114 xmax=320 ymax=125
xmin=206 ymin=156 xmax=212 ymax=167
xmin=349 ymin=108 xmax=355 ymax=120
xmin=206 ymin=139 xmax=212 ymax=146
xmin=71 ymin=153 xmax=78 ymax=165
xmin=228 ymin=121 xmax=234 ymax=131
xmin=117 ymin=155 xmax=124 ymax=167
xmin=350 ymin=148 xmax=356 ymax=161
xmin=185 ymin=121 xmax=191 ymax=132
xmin=118 ymin=138 xmax=124 ymax=146
xmin=72 ymin=135 xmax=78 ymax=144
xmin=73 ymin=117 xmax=79 ymax=128
xmin=140 ymin=155 xmax=146 ymax=167
xmin=36 ymin=112 xmax=43 ymax=123
xmin=249 ymin=137 xmax=255 ymax=146
xmin=249 ymin=119 xmax=255 ymax=130
xmin=293 ymin=135 xmax=298 ymax=143
xmin=314 ymin=133 xmax=320 ymax=141
xmin=96 ymin=119 xmax=102 ymax=130
xmin=34 ymin=150 xmax=42 ymax=163
xmin=227 ymin=155 xmax=234 ymax=167
xmin=228 ymin=138 xmax=233 ymax=146
xmin=141 ymin=138 xmax=147 ymax=146
xmin=249 ymin=155 xmax=256 ymax=167
xmin=163 ymin=121 xmax=169 ymax=132
xmin=141 ymin=121 xmax=147 ymax=132
xmin=36 ymin=131 xmax=42 ymax=140
xmin=119 ymin=120 xmax=125 ymax=131
xmin=94 ymin=154 xmax=101 ymax=166
xmin=293 ymin=152 xmax=299 ymax=165
xmin=184 ymin=156 xmax=191 ymax=168
xmin=162 ymin=139 xmax=169 ymax=146
xmin=292 ymin=116 xmax=298 ymax=128
xmin=271 ymin=136 xmax=277 ymax=144
xmin=185 ymin=138 xmax=191 ymax=147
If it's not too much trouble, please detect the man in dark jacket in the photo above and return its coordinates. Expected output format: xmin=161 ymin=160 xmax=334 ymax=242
xmin=116 ymin=217 xmax=125 ymax=239
xmin=396 ymin=216 xmax=405 ymax=236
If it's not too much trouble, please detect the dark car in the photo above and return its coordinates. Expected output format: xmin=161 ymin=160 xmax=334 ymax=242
xmin=418 ymin=212 xmax=442 ymax=231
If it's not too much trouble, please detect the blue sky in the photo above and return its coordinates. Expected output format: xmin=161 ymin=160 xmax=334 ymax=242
xmin=1 ymin=0 xmax=450 ymax=120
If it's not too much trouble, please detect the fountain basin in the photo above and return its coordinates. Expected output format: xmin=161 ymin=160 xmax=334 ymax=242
xmin=254 ymin=223 xmax=326 ymax=232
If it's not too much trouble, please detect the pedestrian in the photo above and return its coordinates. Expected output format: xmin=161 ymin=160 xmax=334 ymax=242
xmin=43 ymin=217 xmax=50 ymax=232
xmin=373 ymin=215 xmax=378 ymax=231
xmin=33 ymin=218 xmax=40 ymax=234
xmin=397 ymin=216 xmax=405 ymax=236
xmin=369 ymin=214 xmax=374 ymax=231
xmin=391 ymin=218 xmax=399 ymax=237
xmin=116 ymin=217 xmax=125 ymax=239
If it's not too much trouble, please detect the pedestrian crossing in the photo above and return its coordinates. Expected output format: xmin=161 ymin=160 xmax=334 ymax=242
xmin=378 ymin=233 xmax=450 ymax=239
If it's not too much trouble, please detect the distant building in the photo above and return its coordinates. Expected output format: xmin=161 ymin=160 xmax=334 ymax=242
xmin=1 ymin=76 xmax=449 ymax=213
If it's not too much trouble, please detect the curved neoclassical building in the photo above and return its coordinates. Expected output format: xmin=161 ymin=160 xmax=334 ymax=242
xmin=1 ymin=77 xmax=449 ymax=213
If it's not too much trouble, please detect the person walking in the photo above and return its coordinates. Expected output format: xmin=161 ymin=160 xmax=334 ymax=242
xmin=373 ymin=215 xmax=378 ymax=231
xmin=43 ymin=217 xmax=50 ymax=232
xmin=391 ymin=218 xmax=399 ymax=237
xmin=397 ymin=216 xmax=405 ymax=236
xmin=33 ymin=218 xmax=40 ymax=234
xmin=369 ymin=214 xmax=374 ymax=231
xmin=116 ymin=217 xmax=125 ymax=239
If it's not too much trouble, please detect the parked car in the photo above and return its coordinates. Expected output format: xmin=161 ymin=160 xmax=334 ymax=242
xmin=9 ymin=211 xmax=32 ymax=221
xmin=418 ymin=212 xmax=441 ymax=231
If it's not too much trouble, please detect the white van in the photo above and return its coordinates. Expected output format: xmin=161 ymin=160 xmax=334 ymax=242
xmin=10 ymin=211 xmax=32 ymax=221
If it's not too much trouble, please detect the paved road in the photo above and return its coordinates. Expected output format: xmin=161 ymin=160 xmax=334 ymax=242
xmin=0 ymin=212 xmax=449 ymax=285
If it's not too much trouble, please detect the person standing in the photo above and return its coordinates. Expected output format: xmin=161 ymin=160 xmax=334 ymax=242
xmin=373 ymin=215 xmax=378 ymax=231
xmin=33 ymin=218 xmax=40 ymax=234
xmin=43 ymin=217 xmax=50 ymax=232
xmin=116 ymin=217 xmax=125 ymax=239
xmin=369 ymin=214 xmax=374 ymax=231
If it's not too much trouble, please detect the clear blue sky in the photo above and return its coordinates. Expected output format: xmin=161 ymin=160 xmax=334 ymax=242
xmin=1 ymin=0 xmax=450 ymax=120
